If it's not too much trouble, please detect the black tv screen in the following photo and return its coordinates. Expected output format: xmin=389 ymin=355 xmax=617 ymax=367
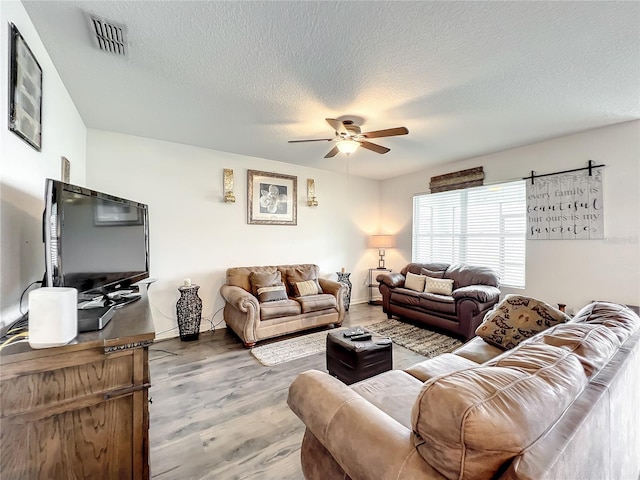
xmin=44 ymin=179 xmax=149 ymax=298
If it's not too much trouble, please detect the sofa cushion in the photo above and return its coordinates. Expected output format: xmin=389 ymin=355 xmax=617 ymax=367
xmin=350 ymin=370 xmax=423 ymax=429
xmin=425 ymin=277 xmax=454 ymax=295
xmin=295 ymin=294 xmax=337 ymax=314
xmin=405 ymin=353 xmax=478 ymax=382
xmin=452 ymin=337 xmax=503 ymax=364
xmin=405 ymin=272 xmax=427 ymax=292
xmin=256 ymin=284 xmax=288 ymax=303
xmin=286 ymin=266 xmax=323 ymax=296
xmin=260 ymin=299 xmax=302 ymax=320
xmin=421 ymin=268 xmax=444 ymax=279
xmin=444 ymin=263 xmax=499 ymax=289
xmin=249 ymin=270 xmax=282 ymax=296
xmin=475 ymin=295 xmax=570 ymax=350
xmin=411 ymin=343 xmax=588 ymax=480
xmin=390 ymin=288 xmax=456 ymax=314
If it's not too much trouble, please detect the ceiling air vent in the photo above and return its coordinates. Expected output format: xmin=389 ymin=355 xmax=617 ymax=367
xmin=87 ymin=15 xmax=127 ymax=56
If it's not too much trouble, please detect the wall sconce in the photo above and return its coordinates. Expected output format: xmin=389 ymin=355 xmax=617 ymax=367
xmin=223 ymin=168 xmax=235 ymax=203
xmin=307 ymin=179 xmax=318 ymax=207
xmin=369 ymin=235 xmax=395 ymax=269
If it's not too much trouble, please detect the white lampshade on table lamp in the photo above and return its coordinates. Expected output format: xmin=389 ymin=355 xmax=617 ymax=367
xmin=369 ymin=235 xmax=395 ymax=269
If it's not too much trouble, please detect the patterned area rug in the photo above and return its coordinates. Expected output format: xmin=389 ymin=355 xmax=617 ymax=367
xmin=250 ymin=320 xmax=462 ymax=366
xmin=367 ymin=319 xmax=463 ymax=357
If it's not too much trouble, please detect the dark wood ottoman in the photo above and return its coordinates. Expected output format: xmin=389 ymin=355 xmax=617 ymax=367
xmin=326 ymin=327 xmax=393 ymax=385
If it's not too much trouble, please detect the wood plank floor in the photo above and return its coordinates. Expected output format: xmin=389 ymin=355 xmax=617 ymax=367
xmin=148 ymin=303 xmax=425 ymax=480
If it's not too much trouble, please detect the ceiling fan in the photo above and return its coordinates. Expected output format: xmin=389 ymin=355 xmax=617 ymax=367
xmin=288 ymin=118 xmax=409 ymax=158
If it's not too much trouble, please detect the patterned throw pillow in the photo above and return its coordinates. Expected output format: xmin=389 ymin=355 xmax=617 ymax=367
xmin=476 ymin=295 xmax=571 ymax=350
xmin=286 ymin=267 xmax=323 ymax=296
xmin=425 ymin=277 xmax=454 ymax=295
xmin=405 ymin=272 xmax=427 ymax=292
xmin=256 ymin=284 xmax=288 ymax=302
xmin=293 ymin=280 xmax=319 ymax=297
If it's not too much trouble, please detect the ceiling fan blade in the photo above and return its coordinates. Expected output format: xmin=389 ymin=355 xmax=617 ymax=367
xmin=359 ymin=141 xmax=390 ymax=154
xmin=326 ymin=118 xmax=348 ymax=135
xmin=324 ymin=145 xmax=340 ymax=158
xmin=288 ymin=138 xmax=333 ymax=143
xmin=362 ymin=127 xmax=409 ymax=139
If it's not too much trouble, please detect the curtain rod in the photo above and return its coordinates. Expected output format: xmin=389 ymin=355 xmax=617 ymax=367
xmin=523 ymin=160 xmax=605 ymax=185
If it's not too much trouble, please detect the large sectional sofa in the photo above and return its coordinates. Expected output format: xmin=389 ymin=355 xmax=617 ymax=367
xmin=288 ymin=302 xmax=640 ymax=480
xmin=377 ymin=262 xmax=501 ymax=340
xmin=220 ymin=264 xmax=345 ymax=347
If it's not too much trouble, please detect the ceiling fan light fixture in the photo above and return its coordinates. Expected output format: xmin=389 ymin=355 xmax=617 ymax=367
xmin=336 ymin=140 xmax=359 ymax=156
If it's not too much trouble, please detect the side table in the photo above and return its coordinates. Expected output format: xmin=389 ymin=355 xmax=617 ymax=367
xmin=368 ymin=267 xmax=391 ymax=305
xmin=336 ymin=271 xmax=352 ymax=311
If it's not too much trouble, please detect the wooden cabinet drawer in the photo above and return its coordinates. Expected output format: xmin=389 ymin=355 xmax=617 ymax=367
xmin=1 ymin=350 xmax=135 ymax=418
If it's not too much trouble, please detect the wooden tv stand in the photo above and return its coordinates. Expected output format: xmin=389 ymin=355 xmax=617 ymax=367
xmin=0 ymin=298 xmax=155 ymax=479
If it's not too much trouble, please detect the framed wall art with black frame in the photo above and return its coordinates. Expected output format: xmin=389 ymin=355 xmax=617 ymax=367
xmin=247 ymin=170 xmax=297 ymax=225
xmin=8 ymin=23 xmax=43 ymax=151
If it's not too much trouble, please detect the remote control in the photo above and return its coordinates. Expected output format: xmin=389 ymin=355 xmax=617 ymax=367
xmin=350 ymin=333 xmax=372 ymax=341
xmin=343 ymin=328 xmax=365 ymax=338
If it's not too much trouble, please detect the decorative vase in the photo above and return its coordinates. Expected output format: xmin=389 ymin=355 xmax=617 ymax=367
xmin=336 ymin=272 xmax=352 ymax=312
xmin=176 ymin=284 xmax=202 ymax=341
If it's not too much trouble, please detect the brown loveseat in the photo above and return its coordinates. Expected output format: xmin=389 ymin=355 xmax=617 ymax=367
xmin=220 ymin=264 xmax=345 ymax=347
xmin=377 ymin=262 xmax=500 ymax=340
xmin=288 ymin=302 xmax=640 ymax=480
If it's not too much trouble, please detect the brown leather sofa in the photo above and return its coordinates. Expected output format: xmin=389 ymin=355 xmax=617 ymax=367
xmin=377 ymin=262 xmax=500 ymax=340
xmin=288 ymin=302 xmax=640 ymax=480
xmin=220 ymin=264 xmax=345 ymax=347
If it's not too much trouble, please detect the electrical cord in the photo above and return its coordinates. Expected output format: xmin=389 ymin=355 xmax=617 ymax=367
xmin=19 ymin=280 xmax=43 ymax=316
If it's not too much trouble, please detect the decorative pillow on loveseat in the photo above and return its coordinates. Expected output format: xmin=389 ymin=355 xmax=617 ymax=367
xmin=425 ymin=277 xmax=454 ymax=296
xmin=286 ymin=266 xmax=323 ymax=297
xmin=249 ymin=271 xmax=282 ymax=297
xmin=293 ymin=280 xmax=320 ymax=297
xmin=475 ymin=294 xmax=570 ymax=350
xmin=256 ymin=285 xmax=288 ymax=302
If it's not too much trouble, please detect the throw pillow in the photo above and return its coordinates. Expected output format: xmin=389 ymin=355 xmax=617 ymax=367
xmin=405 ymin=272 xmax=427 ymax=292
xmin=421 ymin=268 xmax=445 ymax=279
xmin=425 ymin=277 xmax=454 ymax=296
xmin=286 ymin=267 xmax=323 ymax=296
xmin=256 ymin=284 xmax=288 ymax=303
xmin=249 ymin=271 xmax=282 ymax=297
xmin=293 ymin=280 xmax=319 ymax=297
xmin=476 ymin=295 xmax=571 ymax=350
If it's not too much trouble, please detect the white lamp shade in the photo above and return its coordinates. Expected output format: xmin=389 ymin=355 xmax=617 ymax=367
xmin=369 ymin=235 xmax=395 ymax=248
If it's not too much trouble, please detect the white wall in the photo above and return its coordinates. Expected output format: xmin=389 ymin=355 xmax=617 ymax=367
xmin=86 ymin=130 xmax=382 ymax=339
xmin=0 ymin=1 xmax=87 ymax=327
xmin=381 ymin=121 xmax=640 ymax=314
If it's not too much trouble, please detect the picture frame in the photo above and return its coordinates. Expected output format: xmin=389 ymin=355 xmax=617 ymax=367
xmin=247 ymin=170 xmax=297 ymax=225
xmin=94 ymin=201 xmax=143 ymax=226
xmin=8 ymin=23 xmax=43 ymax=151
xmin=61 ymin=156 xmax=71 ymax=183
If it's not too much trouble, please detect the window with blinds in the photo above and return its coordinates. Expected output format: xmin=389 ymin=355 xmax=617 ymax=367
xmin=412 ymin=180 xmax=526 ymax=288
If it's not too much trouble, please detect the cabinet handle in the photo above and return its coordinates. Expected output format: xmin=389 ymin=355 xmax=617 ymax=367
xmin=104 ymin=382 xmax=151 ymax=400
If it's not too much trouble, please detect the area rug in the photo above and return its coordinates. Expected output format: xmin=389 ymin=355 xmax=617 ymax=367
xmin=250 ymin=329 xmax=343 ymax=366
xmin=250 ymin=320 xmax=462 ymax=366
xmin=366 ymin=319 xmax=463 ymax=357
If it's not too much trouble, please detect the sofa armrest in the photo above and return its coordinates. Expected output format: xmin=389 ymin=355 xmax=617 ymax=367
xmin=452 ymin=285 xmax=500 ymax=303
xmin=377 ymin=272 xmax=405 ymax=288
xmin=288 ymin=370 xmax=441 ymax=479
xmin=318 ymin=278 xmax=346 ymax=324
xmin=220 ymin=284 xmax=259 ymax=312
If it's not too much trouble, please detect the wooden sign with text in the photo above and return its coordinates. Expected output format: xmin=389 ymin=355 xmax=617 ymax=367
xmin=527 ymin=168 xmax=603 ymax=240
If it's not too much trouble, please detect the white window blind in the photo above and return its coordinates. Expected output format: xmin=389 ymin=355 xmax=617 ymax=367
xmin=412 ymin=180 xmax=526 ymax=288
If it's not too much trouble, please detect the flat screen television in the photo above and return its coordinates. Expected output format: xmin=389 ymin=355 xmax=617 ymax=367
xmin=43 ymin=178 xmax=149 ymax=300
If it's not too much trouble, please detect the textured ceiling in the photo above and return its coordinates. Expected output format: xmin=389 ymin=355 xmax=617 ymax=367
xmin=23 ymin=1 xmax=640 ymax=180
